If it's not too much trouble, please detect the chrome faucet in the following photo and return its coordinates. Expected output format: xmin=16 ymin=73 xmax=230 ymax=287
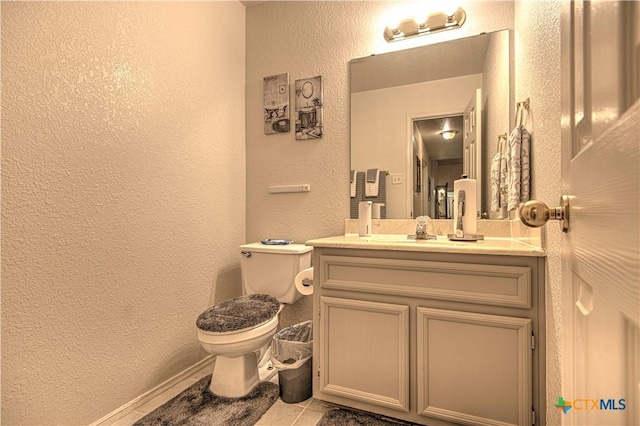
xmin=414 ymin=216 xmax=436 ymax=240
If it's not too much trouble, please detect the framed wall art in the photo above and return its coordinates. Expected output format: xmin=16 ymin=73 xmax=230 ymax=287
xmin=263 ymin=73 xmax=290 ymax=134
xmin=294 ymin=76 xmax=323 ymax=140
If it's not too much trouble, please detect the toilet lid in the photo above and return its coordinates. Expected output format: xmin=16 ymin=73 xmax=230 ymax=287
xmin=196 ymin=294 xmax=280 ymax=333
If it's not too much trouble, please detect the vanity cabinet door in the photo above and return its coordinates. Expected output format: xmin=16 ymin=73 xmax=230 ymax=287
xmin=318 ymin=296 xmax=409 ymax=412
xmin=417 ymin=308 xmax=532 ymax=426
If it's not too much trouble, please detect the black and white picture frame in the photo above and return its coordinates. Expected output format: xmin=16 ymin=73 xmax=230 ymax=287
xmin=294 ymin=76 xmax=323 ymax=140
xmin=263 ymin=73 xmax=290 ymax=134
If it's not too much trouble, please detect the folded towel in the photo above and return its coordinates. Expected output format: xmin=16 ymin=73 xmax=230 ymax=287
xmin=491 ymin=137 xmax=509 ymax=214
xmin=365 ymin=169 xmax=379 ymax=197
xmin=350 ymin=170 xmax=357 ymax=198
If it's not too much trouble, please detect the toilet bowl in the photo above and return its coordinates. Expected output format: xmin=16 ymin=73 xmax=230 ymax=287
xmin=196 ymin=293 xmax=281 ymax=397
xmin=198 ymin=314 xmax=279 ymax=397
xmin=196 ymin=243 xmax=312 ymax=398
xmin=197 ymin=314 xmax=279 ymax=357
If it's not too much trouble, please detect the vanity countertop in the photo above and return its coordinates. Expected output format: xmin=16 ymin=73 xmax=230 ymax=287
xmin=306 ymin=234 xmax=545 ymax=257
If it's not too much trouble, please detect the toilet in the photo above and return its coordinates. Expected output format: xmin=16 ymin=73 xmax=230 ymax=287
xmin=196 ymin=242 xmax=312 ymax=397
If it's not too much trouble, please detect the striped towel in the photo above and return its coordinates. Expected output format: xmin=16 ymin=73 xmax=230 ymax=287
xmin=520 ymin=126 xmax=531 ymax=203
xmin=490 ymin=151 xmax=502 ymax=212
xmin=490 ymin=137 xmax=509 ymax=214
xmin=506 ymin=125 xmax=531 ymax=211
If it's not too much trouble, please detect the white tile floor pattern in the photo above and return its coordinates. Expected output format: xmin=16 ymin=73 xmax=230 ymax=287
xmin=113 ymin=366 xmax=332 ymax=426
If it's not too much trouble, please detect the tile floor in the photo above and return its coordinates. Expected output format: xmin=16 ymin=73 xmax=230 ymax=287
xmin=113 ymin=365 xmax=333 ymax=426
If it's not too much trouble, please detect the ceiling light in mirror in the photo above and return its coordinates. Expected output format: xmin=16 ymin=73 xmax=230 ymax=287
xmin=440 ymin=130 xmax=459 ymax=140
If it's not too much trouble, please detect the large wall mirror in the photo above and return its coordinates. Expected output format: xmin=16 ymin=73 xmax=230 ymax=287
xmin=350 ymin=29 xmax=513 ymax=219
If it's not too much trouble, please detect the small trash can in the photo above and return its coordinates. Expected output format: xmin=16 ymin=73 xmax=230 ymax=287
xmin=271 ymin=320 xmax=313 ymax=403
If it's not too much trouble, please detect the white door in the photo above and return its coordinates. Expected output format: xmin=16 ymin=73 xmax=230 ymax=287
xmin=559 ymin=2 xmax=639 ymax=425
xmin=463 ymin=88 xmax=482 ymax=217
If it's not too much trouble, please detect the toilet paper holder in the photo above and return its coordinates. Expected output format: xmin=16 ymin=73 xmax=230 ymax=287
xmin=295 ymin=267 xmax=314 ymax=295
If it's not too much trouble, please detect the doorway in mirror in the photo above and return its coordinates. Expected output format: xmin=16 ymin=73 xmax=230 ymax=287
xmin=413 ymin=115 xmax=463 ymax=219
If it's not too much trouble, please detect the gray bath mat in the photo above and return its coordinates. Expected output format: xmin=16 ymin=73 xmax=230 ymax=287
xmin=133 ymin=375 xmax=278 ymax=426
xmin=317 ymin=408 xmax=421 ymax=426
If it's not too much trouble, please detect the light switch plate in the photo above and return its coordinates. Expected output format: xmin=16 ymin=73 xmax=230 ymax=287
xmin=392 ymin=174 xmax=403 ymax=184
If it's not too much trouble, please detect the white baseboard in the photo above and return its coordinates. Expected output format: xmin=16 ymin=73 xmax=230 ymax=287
xmin=90 ymin=355 xmax=215 ymax=426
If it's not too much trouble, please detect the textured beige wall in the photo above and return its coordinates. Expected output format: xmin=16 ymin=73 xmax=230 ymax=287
xmin=246 ymin=0 xmax=515 ymax=329
xmin=1 ymin=2 xmax=245 ymax=424
xmin=514 ymin=2 xmax=562 ymax=425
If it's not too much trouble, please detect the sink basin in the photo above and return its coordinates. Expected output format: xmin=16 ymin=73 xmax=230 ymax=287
xmin=359 ymin=235 xmax=412 ymax=243
xmin=307 ymin=234 xmax=543 ymax=256
xmin=358 ymin=234 xmax=435 ymax=243
xmin=356 ymin=234 xmax=464 ymax=245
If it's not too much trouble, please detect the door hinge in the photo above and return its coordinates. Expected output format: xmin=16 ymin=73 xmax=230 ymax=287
xmin=531 ymin=333 xmax=535 ymax=350
xmin=531 ymin=406 xmax=536 ymax=425
xmin=318 ymin=306 xmax=321 ymax=320
xmin=317 ymin=366 xmax=321 ymax=377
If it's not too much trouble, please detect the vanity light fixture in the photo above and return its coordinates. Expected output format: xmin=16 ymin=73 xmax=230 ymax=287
xmin=440 ymin=130 xmax=459 ymax=140
xmin=384 ymin=7 xmax=466 ymax=42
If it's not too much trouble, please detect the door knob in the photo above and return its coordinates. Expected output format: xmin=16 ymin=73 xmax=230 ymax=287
xmin=519 ymin=195 xmax=570 ymax=232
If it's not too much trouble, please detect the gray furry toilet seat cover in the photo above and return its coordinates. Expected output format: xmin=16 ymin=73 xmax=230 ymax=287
xmin=196 ymin=294 xmax=280 ymax=333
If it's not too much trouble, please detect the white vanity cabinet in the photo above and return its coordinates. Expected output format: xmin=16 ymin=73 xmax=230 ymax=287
xmin=311 ymin=246 xmax=546 ymax=426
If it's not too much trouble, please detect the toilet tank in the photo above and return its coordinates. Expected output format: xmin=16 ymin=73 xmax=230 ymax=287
xmin=239 ymin=242 xmax=313 ymax=304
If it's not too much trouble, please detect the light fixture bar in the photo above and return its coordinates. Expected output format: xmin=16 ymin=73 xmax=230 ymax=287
xmin=384 ymin=7 xmax=466 ymax=42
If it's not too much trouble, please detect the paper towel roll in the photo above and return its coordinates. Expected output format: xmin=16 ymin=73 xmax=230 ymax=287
xmin=358 ymin=201 xmax=372 ymax=236
xmin=294 ymin=267 xmax=314 ymax=295
xmin=372 ymin=202 xmax=385 ymax=219
xmin=453 ymin=177 xmax=477 ymax=236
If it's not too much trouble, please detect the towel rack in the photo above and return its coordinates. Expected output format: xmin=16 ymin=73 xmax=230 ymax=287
xmin=268 ymin=184 xmax=311 ymax=194
xmin=497 ymin=133 xmax=508 ymax=153
xmin=517 ymin=97 xmax=530 ymax=110
xmin=515 ymin=97 xmax=530 ymax=127
xmin=359 ymin=170 xmax=390 ymax=176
